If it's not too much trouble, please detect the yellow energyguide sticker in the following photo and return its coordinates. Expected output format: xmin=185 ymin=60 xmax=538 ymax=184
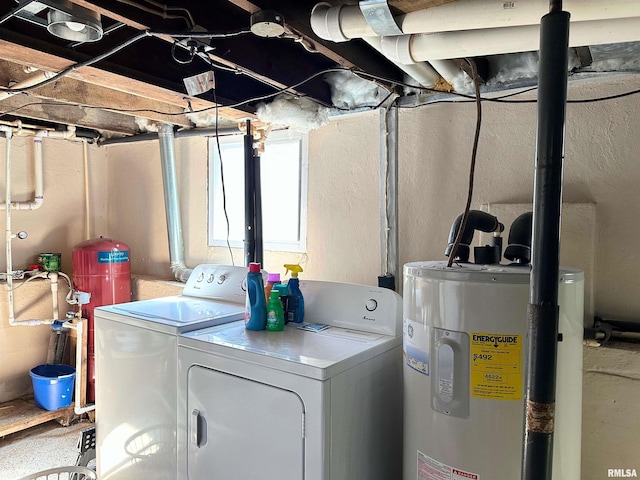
xmin=470 ymin=332 xmax=522 ymax=400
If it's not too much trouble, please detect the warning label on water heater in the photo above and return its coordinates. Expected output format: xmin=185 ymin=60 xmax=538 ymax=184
xmin=417 ymin=451 xmax=479 ymax=480
xmin=470 ymin=331 xmax=522 ymax=400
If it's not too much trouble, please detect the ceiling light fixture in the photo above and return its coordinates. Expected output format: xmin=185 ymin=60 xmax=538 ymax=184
xmin=250 ymin=10 xmax=285 ymax=38
xmin=46 ymin=0 xmax=103 ymax=42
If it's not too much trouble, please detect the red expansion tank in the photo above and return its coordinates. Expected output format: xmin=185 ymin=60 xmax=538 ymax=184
xmin=72 ymin=237 xmax=131 ymax=403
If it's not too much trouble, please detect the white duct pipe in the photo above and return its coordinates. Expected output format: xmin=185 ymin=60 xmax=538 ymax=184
xmin=381 ymin=16 xmax=640 ymax=62
xmin=310 ymin=0 xmax=640 ymax=40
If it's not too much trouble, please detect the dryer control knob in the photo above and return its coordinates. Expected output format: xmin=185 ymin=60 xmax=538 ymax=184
xmin=365 ymin=299 xmax=378 ymax=311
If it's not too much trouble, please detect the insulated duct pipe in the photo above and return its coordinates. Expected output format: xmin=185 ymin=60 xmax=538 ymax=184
xmin=158 ymin=123 xmax=193 ymax=282
xmin=310 ymin=0 xmax=640 ymax=39
xmin=522 ymin=5 xmax=570 ymax=480
xmin=380 ymin=17 xmax=640 ymax=62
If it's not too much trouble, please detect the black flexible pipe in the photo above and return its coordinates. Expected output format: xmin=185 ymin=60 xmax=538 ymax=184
xmin=243 ymin=120 xmax=255 ymax=266
xmin=522 ymin=6 xmax=570 ymax=480
xmin=444 ymin=210 xmax=502 ymax=262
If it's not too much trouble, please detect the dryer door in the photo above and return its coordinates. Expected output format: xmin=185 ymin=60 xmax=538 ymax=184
xmin=187 ymin=365 xmax=305 ymax=480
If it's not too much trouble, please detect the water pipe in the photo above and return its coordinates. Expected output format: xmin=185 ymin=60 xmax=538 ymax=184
xmin=310 ymin=0 xmax=640 ymax=39
xmin=0 ymin=126 xmax=77 ymax=211
xmin=2 ymin=125 xmax=77 ymax=326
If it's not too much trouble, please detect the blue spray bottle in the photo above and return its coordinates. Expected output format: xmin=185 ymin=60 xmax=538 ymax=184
xmin=245 ymin=262 xmax=267 ymax=330
xmin=284 ymin=264 xmax=304 ymax=324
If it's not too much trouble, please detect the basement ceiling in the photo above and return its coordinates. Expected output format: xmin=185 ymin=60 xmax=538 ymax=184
xmin=0 ymin=0 xmax=639 ymax=138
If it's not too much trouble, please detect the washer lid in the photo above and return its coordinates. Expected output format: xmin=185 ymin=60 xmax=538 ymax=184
xmin=97 ymin=296 xmax=244 ymax=334
xmin=178 ymin=321 xmax=401 ymax=380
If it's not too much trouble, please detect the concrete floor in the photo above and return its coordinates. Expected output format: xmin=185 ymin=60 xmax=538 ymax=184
xmin=0 ymin=420 xmax=93 ymax=480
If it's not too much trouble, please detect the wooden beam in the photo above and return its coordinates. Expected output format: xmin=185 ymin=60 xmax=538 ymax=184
xmin=0 ymin=39 xmax=251 ymax=122
xmin=0 ymin=60 xmax=193 ymax=127
xmin=0 ymin=96 xmax=139 ymax=135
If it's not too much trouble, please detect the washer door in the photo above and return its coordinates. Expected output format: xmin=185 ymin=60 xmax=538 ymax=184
xmin=187 ymin=365 xmax=305 ymax=480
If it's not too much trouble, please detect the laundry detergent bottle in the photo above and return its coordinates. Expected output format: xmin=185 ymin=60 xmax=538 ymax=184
xmin=266 ymin=290 xmax=285 ymax=332
xmin=245 ymin=262 xmax=267 ymax=330
xmin=284 ymin=264 xmax=304 ymax=324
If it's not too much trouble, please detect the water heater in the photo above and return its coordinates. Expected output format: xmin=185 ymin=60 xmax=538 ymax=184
xmin=73 ymin=237 xmax=131 ymax=402
xmin=403 ymin=261 xmax=583 ymax=480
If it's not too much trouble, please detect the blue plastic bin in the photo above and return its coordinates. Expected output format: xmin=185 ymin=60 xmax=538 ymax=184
xmin=29 ymin=364 xmax=76 ymax=411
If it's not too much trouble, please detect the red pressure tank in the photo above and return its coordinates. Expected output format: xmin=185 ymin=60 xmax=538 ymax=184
xmin=72 ymin=237 xmax=131 ymax=403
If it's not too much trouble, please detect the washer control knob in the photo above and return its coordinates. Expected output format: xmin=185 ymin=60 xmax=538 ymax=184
xmin=197 ymin=272 xmax=204 ymax=282
xmin=207 ymin=273 xmax=214 ymax=283
xmin=217 ymin=274 xmax=226 ymax=284
xmin=365 ymin=299 xmax=378 ymax=312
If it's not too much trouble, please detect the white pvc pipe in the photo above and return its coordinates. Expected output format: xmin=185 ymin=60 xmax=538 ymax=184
xmin=310 ymin=0 xmax=640 ymax=39
xmin=3 ymin=127 xmax=15 ymax=324
xmin=363 ymin=36 xmax=440 ymax=88
xmin=83 ymin=140 xmax=91 ymax=240
xmin=0 ymin=126 xmax=76 ymax=211
xmin=382 ymin=17 xmax=640 ymax=62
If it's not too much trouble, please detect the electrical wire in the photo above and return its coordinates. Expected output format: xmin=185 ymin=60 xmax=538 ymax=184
xmin=446 ymin=59 xmax=483 ymax=268
xmin=0 ymin=28 xmax=252 ymax=96
xmin=140 ymin=0 xmax=196 ymax=27
xmin=197 ymin=53 xmax=235 ymax=266
xmin=117 ymin=0 xmax=193 ymax=29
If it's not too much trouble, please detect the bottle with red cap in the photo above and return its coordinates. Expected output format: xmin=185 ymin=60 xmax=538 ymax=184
xmin=245 ymin=262 xmax=267 ymax=330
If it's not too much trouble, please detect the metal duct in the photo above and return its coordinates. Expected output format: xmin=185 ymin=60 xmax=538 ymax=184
xmin=158 ymin=123 xmax=193 ymax=282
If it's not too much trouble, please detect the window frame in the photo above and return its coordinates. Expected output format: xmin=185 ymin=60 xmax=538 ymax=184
xmin=208 ymin=130 xmax=309 ymax=253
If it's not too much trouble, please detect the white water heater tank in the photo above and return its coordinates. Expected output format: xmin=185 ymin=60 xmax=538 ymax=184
xmin=403 ymin=261 xmax=584 ymax=480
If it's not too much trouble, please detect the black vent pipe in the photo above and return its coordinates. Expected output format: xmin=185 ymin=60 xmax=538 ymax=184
xmin=444 ymin=210 xmax=503 ymax=263
xmin=504 ymin=211 xmax=533 ymax=264
xmin=244 ymin=120 xmax=256 ymax=266
xmin=522 ymin=4 xmax=570 ymax=480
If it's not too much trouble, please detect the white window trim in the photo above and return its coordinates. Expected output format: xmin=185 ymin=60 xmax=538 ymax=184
xmin=208 ymin=130 xmax=308 ymax=253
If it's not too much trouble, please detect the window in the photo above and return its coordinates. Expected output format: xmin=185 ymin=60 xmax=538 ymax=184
xmin=208 ymin=130 xmax=308 ymax=252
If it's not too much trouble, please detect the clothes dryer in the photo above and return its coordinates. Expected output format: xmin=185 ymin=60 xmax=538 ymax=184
xmin=177 ymin=280 xmax=403 ymax=480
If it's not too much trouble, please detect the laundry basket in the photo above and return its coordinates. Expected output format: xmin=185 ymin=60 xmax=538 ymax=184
xmin=13 ymin=466 xmax=96 ymax=480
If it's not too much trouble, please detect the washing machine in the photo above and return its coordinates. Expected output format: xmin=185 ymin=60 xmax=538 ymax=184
xmin=177 ymin=280 xmax=404 ymax=480
xmin=94 ymin=264 xmax=250 ymax=480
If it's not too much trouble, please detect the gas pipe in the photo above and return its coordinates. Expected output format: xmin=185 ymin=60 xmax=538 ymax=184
xmin=72 ymin=237 xmax=131 ymax=403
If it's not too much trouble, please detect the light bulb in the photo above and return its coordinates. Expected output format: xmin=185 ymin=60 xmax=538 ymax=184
xmin=65 ymin=21 xmax=86 ymax=32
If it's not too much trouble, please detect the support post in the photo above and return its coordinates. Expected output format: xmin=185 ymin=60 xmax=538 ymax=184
xmin=244 ymin=120 xmax=255 ymax=266
xmin=522 ymin=3 xmax=570 ymax=479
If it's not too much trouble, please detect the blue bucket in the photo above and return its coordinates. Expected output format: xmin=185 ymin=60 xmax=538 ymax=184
xmin=29 ymin=364 xmax=76 ymax=411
